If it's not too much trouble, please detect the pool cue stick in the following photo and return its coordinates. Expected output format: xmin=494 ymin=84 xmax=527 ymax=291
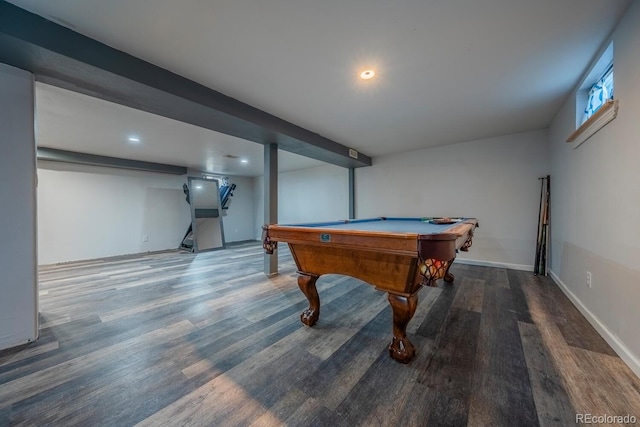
xmin=539 ymin=193 xmax=546 ymax=274
xmin=539 ymin=175 xmax=550 ymax=275
xmin=543 ymin=175 xmax=551 ymax=275
xmin=534 ymin=177 xmax=545 ymax=275
xmin=540 ymin=183 xmax=547 ymax=275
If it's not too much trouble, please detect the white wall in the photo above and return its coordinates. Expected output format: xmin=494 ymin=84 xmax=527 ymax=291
xmin=253 ymin=162 xmax=350 ymax=238
xmin=37 ymin=165 xmax=257 ymax=264
xmin=548 ymin=1 xmax=640 ymax=375
xmin=218 ymin=175 xmax=256 ymax=243
xmin=37 ymin=163 xmax=191 ymax=264
xmin=356 ymin=130 xmax=550 ymax=270
xmin=278 ymin=164 xmax=350 ymax=224
xmin=0 ymin=63 xmax=38 ymax=350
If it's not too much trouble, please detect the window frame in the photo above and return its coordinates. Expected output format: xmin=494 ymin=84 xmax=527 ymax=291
xmin=567 ymin=42 xmax=617 ymax=149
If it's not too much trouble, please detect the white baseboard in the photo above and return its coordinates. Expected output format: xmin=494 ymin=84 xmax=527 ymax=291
xmin=549 ymin=269 xmax=640 ymax=378
xmin=456 ymin=258 xmax=533 ymax=272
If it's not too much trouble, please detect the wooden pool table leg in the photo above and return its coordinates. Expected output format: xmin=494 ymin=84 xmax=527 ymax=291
xmin=444 ymin=258 xmax=456 ymax=284
xmin=298 ymin=274 xmax=320 ymax=326
xmin=387 ymin=292 xmax=418 ymax=363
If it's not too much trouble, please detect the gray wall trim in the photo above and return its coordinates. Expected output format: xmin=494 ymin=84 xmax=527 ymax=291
xmin=37 ymin=147 xmax=187 ymax=175
xmin=264 ymin=144 xmax=278 ymax=276
xmin=0 ymin=2 xmax=372 ymax=169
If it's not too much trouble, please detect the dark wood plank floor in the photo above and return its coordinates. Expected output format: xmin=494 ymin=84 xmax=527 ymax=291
xmin=1 ymin=242 xmax=639 ymax=426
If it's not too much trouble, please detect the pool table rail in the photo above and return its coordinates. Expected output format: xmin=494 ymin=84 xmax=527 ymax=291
xmin=265 ymin=225 xmax=430 ymax=256
xmin=263 ymin=218 xmax=478 ymax=258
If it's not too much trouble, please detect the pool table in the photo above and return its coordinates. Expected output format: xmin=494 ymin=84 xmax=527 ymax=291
xmin=262 ymin=217 xmax=479 ymax=363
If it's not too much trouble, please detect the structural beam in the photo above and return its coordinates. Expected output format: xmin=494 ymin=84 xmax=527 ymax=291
xmin=37 ymin=147 xmax=187 ymax=175
xmin=0 ymin=1 xmax=372 ymax=169
xmin=264 ymin=144 xmax=278 ymax=276
xmin=349 ymin=168 xmax=356 ymax=219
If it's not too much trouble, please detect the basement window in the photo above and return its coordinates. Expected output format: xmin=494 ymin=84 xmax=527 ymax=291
xmin=567 ymin=42 xmax=618 ymax=148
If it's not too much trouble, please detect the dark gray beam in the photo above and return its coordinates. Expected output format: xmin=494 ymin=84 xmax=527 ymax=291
xmin=37 ymin=147 xmax=187 ymax=175
xmin=0 ymin=1 xmax=372 ymax=169
xmin=349 ymin=168 xmax=356 ymax=219
xmin=264 ymin=144 xmax=278 ymax=276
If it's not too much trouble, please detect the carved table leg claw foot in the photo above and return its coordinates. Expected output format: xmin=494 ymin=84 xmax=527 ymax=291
xmin=387 ymin=292 xmax=419 ymax=363
xmin=298 ymin=274 xmax=320 ymax=327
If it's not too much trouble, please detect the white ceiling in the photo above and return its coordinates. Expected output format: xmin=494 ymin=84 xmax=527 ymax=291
xmin=9 ymin=0 xmax=632 ymax=175
xmin=35 ymin=83 xmax=326 ymax=176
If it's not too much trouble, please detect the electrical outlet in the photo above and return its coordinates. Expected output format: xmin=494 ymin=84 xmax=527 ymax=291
xmin=586 ymin=271 xmax=592 ymax=288
xmin=142 ymin=235 xmax=148 ymax=242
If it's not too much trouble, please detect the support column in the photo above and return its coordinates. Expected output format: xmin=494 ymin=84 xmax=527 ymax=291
xmin=349 ymin=167 xmax=355 ymax=219
xmin=264 ymin=143 xmax=278 ymax=276
xmin=0 ymin=63 xmax=38 ymax=350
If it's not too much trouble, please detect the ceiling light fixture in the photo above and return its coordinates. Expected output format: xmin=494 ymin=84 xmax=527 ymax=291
xmin=240 ymin=159 xmax=248 ymax=164
xmin=360 ymin=70 xmax=375 ymax=80
xmin=128 ymin=136 xmax=140 ymax=143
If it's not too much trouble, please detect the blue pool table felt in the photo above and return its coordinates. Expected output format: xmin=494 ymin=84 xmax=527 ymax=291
xmin=286 ymin=217 xmax=465 ymax=234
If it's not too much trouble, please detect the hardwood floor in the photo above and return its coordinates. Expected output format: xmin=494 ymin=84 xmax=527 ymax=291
xmin=1 ymin=242 xmax=639 ymax=426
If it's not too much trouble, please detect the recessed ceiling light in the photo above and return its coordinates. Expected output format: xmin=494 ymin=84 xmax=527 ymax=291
xmin=240 ymin=159 xmax=248 ymax=164
xmin=360 ymin=70 xmax=375 ymax=80
xmin=128 ymin=136 xmax=140 ymax=143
